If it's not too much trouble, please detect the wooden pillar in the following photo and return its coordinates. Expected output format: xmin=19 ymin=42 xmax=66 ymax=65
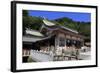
xmin=64 ymin=34 xmax=66 ymax=49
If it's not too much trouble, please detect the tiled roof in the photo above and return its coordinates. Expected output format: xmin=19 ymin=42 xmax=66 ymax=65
xmin=26 ymin=28 xmax=44 ymax=37
xmin=43 ymin=19 xmax=78 ymax=34
xmin=59 ymin=26 xmax=78 ymax=34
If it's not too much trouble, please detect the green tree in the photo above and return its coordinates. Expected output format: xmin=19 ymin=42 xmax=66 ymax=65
xmin=23 ymin=10 xmax=28 ymax=16
xmin=23 ymin=10 xmax=29 ymax=35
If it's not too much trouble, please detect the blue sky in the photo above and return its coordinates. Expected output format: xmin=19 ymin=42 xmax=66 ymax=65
xmin=28 ymin=10 xmax=91 ymax=22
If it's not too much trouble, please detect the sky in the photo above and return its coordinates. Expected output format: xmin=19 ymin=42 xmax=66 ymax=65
xmin=28 ymin=10 xmax=91 ymax=22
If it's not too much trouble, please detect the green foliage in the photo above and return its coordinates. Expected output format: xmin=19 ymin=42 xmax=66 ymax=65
xmin=23 ymin=10 xmax=43 ymax=35
xmin=24 ymin=16 xmax=43 ymax=29
xmin=23 ymin=10 xmax=28 ymax=16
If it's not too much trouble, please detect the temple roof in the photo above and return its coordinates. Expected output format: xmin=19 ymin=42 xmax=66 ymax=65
xmin=43 ymin=19 xmax=56 ymax=26
xmin=59 ymin=26 xmax=78 ymax=34
xmin=42 ymin=19 xmax=78 ymax=34
xmin=26 ymin=28 xmax=44 ymax=37
xmin=23 ymin=32 xmax=54 ymax=42
xmin=23 ymin=19 xmax=83 ymax=42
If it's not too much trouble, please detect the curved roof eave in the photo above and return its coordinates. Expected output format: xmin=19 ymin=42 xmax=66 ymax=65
xmin=43 ymin=19 xmax=78 ymax=34
xmin=59 ymin=26 xmax=78 ymax=34
xmin=26 ymin=28 xmax=44 ymax=37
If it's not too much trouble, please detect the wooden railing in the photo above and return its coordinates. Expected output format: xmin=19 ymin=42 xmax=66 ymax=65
xmin=30 ymin=50 xmax=53 ymax=62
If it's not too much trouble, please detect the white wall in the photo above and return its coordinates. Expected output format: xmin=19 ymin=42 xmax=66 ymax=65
xmin=0 ymin=0 xmax=99 ymax=73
